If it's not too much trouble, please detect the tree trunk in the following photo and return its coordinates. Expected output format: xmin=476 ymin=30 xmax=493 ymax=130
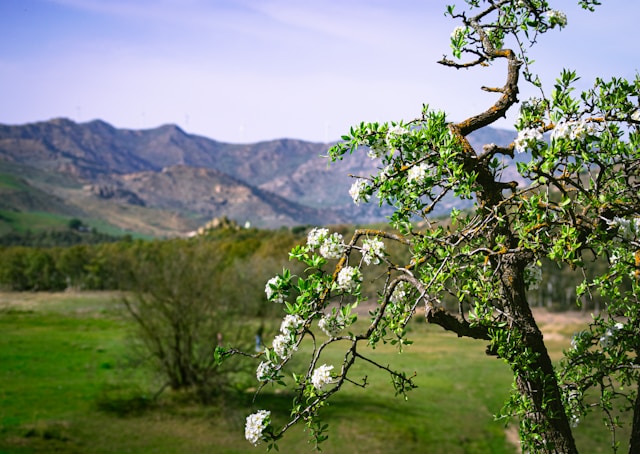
xmin=512 ymin=328 xmax=578 ymax=453
xmin=502 ymin=259 xmax=578 ymax=454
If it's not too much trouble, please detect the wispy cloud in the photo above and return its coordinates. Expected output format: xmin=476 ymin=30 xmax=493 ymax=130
xmin=44 ymin=0 xmax=261 ymax=34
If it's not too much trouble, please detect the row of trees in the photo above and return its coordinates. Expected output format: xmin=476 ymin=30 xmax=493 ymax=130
xmin=0 ymin=218 xmax=125 ymax=247
xmin=0 ymin=224 xmax=613 ymax=312
xmin=0 ymin=227 xmax=301 ymax=294
xmin=0 ymin=241 xmax=131 ymax=291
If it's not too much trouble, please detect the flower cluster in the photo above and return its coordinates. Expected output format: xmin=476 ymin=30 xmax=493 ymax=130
xmin=349 ymin=178 xmax=370 ymax=205
xmin=361 ymin=237 xmax=385 ymax=265
xmin=387 ymin=124 xmax=408 ymax=138
xmin=450 ymin=25 xmax=466 ymax=39
xmin=608 ymin=216 xmax=640 ymax=242
xmin=245 ymin=410 xmax=270 ymax=445
xmin=545 ymin=9 xmax=567 ymax=28
xmin=319 ymin=232 xmax=346 ymax=259
xmin=379 ymin=164 xmax=393 ymax=182
xmin=272 ymin=333 xmax=297 ymax=359
xmin=307 ymin=227 xmax=329 ymax=249
xmin=521 ymin=97 xmax=545 ymax=112
xmin=258 ymin=314 xmax=304 ymax=378
xmin=551 ymin=119 xmax=600 ymax=142
xmin=265 ymin=276 xmax=287 ymax=304
xmin=599 ymin=322 xmax=624 ymax=348
xmin=280 ymin=314 xmax=304 ymax=334
xmin=609 ymin=249 xmax=622 ymax=265
xmin=514 ymin=127 xmax=544 ymax=153
xmin=318 ymin=313 xmax=346 ymax=337
xmin=307 ymin=228 xmax=346 ymax=259
xmin=564 ymin=388 xmax=582 ymax=428
xmin=407 ymin=162 xmax=431 ymax=184
xmin=336 ymin=265 xmax=362 ymax=293
xmin=311 ymin=364 xmax=334 ymax=390
xmin=385 ymin=124 xmax=409 ymax=150
xmin=570 ymin=330 xmax=588 ymax=351
xmin=256 ymin=360 xmax=276 ymax=382
xmin=367 ymin=142 xmax=387 ymax=159
xmin=390 ymin=281 xmax=412 ymax=305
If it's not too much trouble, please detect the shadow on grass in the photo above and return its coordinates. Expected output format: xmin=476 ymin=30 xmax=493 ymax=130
xmin=95 ymin=383 xmax=156 ymax=416
xmin=245 ymin=386 xmax=511 ymax=454
xmin=248 ymin=386 xmax=425 ymax=427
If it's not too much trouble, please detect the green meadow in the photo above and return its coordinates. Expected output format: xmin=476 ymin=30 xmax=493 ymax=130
xmin=0 ymin=292 xmax=630 ymax=453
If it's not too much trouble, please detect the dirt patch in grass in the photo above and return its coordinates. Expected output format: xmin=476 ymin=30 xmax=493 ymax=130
xmin=0 ymin=290 xmax=124 ymax=314
xmin=531 ymin=308 xmax=593 ymax=332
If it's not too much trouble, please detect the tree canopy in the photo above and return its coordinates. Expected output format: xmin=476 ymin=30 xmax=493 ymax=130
xmin=227 ymin=1 xmax=640 ymax=453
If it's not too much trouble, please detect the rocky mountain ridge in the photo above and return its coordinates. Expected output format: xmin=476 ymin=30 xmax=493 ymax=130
xmin=0 ymin=118 xmax=520 ymax=236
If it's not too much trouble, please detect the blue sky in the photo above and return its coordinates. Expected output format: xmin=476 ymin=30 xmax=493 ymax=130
xmin=1 ymin=0 xmax=638 ymax=143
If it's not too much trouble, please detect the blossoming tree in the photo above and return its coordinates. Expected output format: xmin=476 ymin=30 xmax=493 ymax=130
xmin=225 ymin=1 xmax=640 ymax=452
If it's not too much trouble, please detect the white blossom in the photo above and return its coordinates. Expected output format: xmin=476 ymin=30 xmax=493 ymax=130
xmin=551 ymin=121 xmax=571 ymax=141
xmin=311 ymin=364 xmax=334 ymax=390
xmin=367 ymin=143 xmax=387 ymax=159
xmin=545 ymin=9 xmax=567 ymax=27
xmin=318 ymin=313 xmax=346 ymax=337
xmin=308 ymin=228 xmax=347 ymax=259
xmin=390 ymin=281 xmax=412 ymax=305
xmin=256 ymin=361 xmax=276 ymax=382
xmin=379 ymin=164 xmax=393 ymax=181
xmin=245 ymin=410 xmax=270 ymax=445
xmin=609 ymin=216 xmax=640 ymax=241
xmin=570 ymin=335 xmax=579 ymax=351
xmin=599 ymin=322 xmax=623 ymax=348
xmin=387 ymin=124 xmax=408 ymax=137
xmin=407 ymin=162 xmax=431 ymax=184
xmin=361 ymin=237 xmax=385 ymax=265
xmin=307 ymin=227 xmax=329 ymax=249
xmin=336 ymin=266 xmax=362 ymax=292
xmin=451 ymin=25 xmax=467 ymax=39
xmin=631 ymin=109 xmax=640 ymax=122
xmin=386 ymin=124 xmax=409 ymax=151
xmin=600 ymin=331 xmax=613 ymax=348
xmin=265 ymin=276 xmax=285 ymax=304
xmin=566 ymin=389 xmax=582 ymax=428
xmin=609 ymin=249 xmax=621 ymax=265
xmin=319 ymin=232 xmax=346 ymax=259
xmin=349 ymin=178 xmax=369 ymax=205
xmin=570 ymin=331 xmax=587 ymax=351
xmin=280 ymin=314 xmax=304 ymax=334
xmin=552 ymin=119 xmax=601 ymax=142
xmin=570 ymin=120 xmax=598 ymax=141
xmin=570 ymin=415 xmax=580 ymax=428
xmin=514 ymin=127 xmax=544 ymax=153
xmin=272 ymin=333 xmax=297 ymax=359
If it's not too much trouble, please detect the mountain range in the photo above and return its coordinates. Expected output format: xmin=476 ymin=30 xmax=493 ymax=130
xmin=0 ymin=118 xmax=520 ymax=237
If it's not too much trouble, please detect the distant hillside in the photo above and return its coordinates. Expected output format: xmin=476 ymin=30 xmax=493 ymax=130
xmin=0 ymin=118 xmax=519 ymax=236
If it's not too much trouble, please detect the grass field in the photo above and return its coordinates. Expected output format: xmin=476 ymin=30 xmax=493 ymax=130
xmin=0 ymin=210 xmax=73 ymax=235
xmin=0 ymin=292 xmax=632 ymax=453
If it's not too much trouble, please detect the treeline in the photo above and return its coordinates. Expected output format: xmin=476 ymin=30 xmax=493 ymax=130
xmin=0 ymin=227 xmax=305 ymax=311
xmin=0 ymin=223 xmax=612 ymax=312
xmin=528 ymin=258 xmax=611 ymax=313
xmin=0 ymin=219 xmax=126 ymax=247
xmin=0 ymin=229 xmax=127 ymax=248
